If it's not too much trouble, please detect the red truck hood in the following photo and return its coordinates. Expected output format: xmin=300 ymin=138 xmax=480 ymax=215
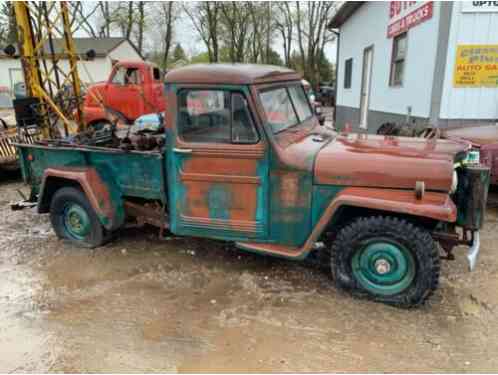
xmin=314 ymin=133 xmax=469 ymax=192
xmin=442 ymin=124 xmax=498 ymax=147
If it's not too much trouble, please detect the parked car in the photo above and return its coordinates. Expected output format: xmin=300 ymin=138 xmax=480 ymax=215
xmin=317 ymin=85 xmax=335 ymax=107
xmin=15 ymin=64 xmax=489 ymax=307
xmin=377 ymin=122 xmax=498 ymax=186
xmin=82 ymin=60 xmax=165 ymax=128
xmin=442 ymin=124 xmax=498 ymax=185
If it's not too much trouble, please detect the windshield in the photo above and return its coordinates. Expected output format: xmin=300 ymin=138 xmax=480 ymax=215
xmin=260 ymin=85 xmax=313 ymax=134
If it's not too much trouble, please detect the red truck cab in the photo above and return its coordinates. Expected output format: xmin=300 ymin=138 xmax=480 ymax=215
xmin=83 ymin=60 xmax=165 ymax=127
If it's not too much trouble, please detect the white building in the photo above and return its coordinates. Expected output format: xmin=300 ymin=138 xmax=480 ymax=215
xmin=0 ymin=37 xmax=143 ymax=91
xmin=329 ymin=1 xmax=498 ymax=133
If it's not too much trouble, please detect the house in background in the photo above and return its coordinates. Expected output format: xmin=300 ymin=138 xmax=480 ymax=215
xmin=0 ymin=37 xmax=143 ymax=92
xmin=329 ymin=1 xmax=498 ymax=133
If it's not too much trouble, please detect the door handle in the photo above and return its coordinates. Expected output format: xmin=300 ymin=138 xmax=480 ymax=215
xmin=173 ymin=147 xmax=193 ymax=154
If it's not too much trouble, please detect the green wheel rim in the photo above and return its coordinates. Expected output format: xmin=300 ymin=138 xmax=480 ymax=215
xmin=63 ymin=203 xmax=91 ymax=240
xmin=351 ymin=240 xmax=416 ymax=296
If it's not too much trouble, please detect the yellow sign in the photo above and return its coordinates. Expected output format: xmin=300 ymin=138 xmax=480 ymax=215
xmin=454 ymin=44 xmax=498 ymax=87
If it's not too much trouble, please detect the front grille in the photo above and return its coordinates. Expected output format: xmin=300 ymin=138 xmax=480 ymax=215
xmin=454 ymin=164 xmax=490 ymax=230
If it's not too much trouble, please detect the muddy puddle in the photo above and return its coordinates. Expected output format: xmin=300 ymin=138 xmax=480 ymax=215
xmin=1 ymin=174 xmax=498 ymax=372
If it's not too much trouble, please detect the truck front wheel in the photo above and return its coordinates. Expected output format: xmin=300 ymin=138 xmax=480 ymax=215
xmin=331 ymin=216 xmax=440 ymax=307
xmin=49 ymin=187 xmax=107 ymax=248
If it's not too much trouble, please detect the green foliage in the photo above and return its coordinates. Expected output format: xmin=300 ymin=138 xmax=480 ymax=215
xmin=318 ymin=50 xmax=334 ymax=84
xmin=190 ymin=51 xmax=210 ymax=64
xmin=267 ymin=48 xmax=284 ymax=66
xmin=172 ymin=43 xmax=187 ymax=63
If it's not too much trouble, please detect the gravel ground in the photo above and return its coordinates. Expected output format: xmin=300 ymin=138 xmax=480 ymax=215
xmin=1 ymin=170 xmax=498 ymax=373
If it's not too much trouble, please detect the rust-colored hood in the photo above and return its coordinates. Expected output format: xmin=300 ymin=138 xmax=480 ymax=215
xmin=314 ymin=133 xmax=469 ymax=192
xmin=442 ymin=124 xmax=498 ymax=146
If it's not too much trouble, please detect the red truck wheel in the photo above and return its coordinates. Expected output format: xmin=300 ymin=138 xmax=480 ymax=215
xmin=331 ymin=216 xmax=440 ymax=307
xmin=49 ymin=187 xmax=108 ymax=248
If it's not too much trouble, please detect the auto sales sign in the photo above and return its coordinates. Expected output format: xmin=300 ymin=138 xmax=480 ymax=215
xmin=387 ymin=1 xmax=433 ymax=38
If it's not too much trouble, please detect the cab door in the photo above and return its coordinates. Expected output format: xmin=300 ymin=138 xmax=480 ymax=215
xmin=106 ymin=66 xmax=143 ymax=120
xmin=167 ymin=87 xmax=269 ymax=240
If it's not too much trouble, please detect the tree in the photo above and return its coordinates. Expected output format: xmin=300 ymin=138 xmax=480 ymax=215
xmin=318 ymin=50 xmax=333 ymax=84
xmin=267 ymin=48 xmax=284 ymax=67
xmin=183 ymin=2 xmax=220 ymax=63
xmin=0 ymin=2 xmax=17 ymax=46
xmin=172 ymin=43 xmax=187 ymax=63
xmin=295 ymin=2 xmax=337 ymax=87
xmin=148 ymin=2 xmax=177 ymax=69
xmin=274 ymin=2 xmax=294 ymax=67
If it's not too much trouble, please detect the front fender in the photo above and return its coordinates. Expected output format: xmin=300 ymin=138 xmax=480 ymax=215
xmin=38 ymin=167 xmax=125 ymax=231
xmin=306 ymin=187 xmax=455 ymax=253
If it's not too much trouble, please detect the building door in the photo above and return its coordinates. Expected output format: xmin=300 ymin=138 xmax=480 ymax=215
xmin=359 ymin=46 xmax=373 ymax=129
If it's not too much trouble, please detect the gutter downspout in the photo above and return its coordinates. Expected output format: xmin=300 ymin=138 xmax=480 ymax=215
xmin=331 ymin=29 xmax=340 ymax=125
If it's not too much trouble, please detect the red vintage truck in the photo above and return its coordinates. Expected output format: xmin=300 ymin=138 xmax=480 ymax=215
xmin=82 ymin=60 xmax=166 ymax=128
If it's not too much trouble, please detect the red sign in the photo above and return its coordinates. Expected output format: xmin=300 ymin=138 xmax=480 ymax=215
xmin=387 ymin=1 xmax=433 ymax=38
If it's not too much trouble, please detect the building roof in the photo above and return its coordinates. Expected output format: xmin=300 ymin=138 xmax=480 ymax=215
xmin=1 ymin=37 xmax=140 ymax=59
xmin=328 ymin=2 xmax=364 ymax=29
xmin=165 ymin=64 xmax=302 ymax=85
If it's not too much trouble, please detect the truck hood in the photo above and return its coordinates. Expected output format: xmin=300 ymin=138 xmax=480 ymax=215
xmin=314 ymin=133 xmax=469 ymax=192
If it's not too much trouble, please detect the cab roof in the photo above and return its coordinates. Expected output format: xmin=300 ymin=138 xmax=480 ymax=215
xmin=165 ymin=64 xmax=301 ymax=85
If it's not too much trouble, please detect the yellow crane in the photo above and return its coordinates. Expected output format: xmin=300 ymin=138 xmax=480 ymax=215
xmin=9 ymin=1 xmax=85 ymax=138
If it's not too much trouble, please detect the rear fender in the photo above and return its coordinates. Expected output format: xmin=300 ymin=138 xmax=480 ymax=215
xmin=38 ymin=167 xmax=124 ymax=231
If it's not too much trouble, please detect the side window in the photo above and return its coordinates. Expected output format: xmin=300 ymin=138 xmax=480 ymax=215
xmin=111 ymin=67 xmax=126 ymax=84
xmin=178 ymin=90 xmax=258 ymax=144
xmin=125 ymin=68 xmax=141 ymax=85
xmin=232 ymin=93 xmax=258 ymax=144
xmin=344 ymin=58 xmax=353 ymax=89
xmin=153 ymin=67 xmax=161 ymax=81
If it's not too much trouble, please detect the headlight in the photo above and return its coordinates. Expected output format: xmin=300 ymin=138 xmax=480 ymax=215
xmin=450 ymin=170 xmax=458 ymax=194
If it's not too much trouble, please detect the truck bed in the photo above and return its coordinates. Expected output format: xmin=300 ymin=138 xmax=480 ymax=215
xmin=16 ymin=142 xmax=166 ymax=202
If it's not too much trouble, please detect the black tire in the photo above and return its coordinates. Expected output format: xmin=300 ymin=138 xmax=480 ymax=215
xmin=331 ymin=216 xmax=440 ymax=307
xmin=49 ymin=186 xmax=107 ymax=248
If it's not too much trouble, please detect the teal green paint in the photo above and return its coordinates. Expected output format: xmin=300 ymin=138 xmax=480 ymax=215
xmin=351 ymin=240 xmax=416 ymax=296
xmin=207 ymin=184 xmax=231 ymax=221
xmin=63 ymin=202 xmax=91 ymax=240
xmin=311 ymin=185 xmax=344 ymax=228
xmin=167 ymin=83 xmax=270 ymax=241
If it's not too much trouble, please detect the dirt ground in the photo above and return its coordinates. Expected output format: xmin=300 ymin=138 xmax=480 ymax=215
xmin=1 ymin=171 xmax=498 ymax=373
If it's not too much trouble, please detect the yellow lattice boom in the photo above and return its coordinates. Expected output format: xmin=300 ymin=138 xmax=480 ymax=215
xmin=13 ymin=1 xmax=85 ymax=138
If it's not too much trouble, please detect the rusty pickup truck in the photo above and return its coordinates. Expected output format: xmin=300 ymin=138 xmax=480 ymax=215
xmin=15 ymin=64 xmax=490 ymax=307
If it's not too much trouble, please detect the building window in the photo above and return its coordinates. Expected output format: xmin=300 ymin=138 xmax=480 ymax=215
xmin=344 ymin=58 xmax=353 ymax=89
xmin=390 ymin=32 xmax=407 ymax=86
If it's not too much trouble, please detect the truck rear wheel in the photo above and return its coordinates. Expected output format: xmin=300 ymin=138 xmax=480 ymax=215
xmin=330 ymin=216 xmax=440 ymax=307
xmin=49 ymin=187 xmax=107 ymax=248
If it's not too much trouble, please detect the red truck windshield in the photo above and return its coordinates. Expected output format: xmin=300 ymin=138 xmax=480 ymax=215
xmin=260 ymin=85 xmax=313 ymax=134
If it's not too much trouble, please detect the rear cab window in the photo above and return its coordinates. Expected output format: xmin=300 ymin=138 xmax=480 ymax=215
xmin=259 ymin=84 xmax=313 ymax=134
